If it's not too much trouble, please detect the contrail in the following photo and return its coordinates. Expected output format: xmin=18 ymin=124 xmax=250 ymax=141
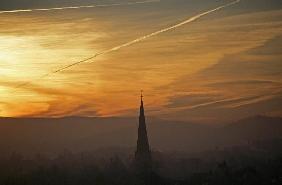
xmin=15 ymin=0 xmax=240 ymax=88
xmin=49 ymin=0 xmax=240 ymax=74
xmin=0 ymin=0 xmax=159 ymax=14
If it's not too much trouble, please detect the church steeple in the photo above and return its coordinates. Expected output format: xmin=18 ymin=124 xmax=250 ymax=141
xmin=135 ymin=91 xmax=151 ymax=170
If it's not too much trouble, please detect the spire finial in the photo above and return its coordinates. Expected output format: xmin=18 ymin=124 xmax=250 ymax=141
xmin=140 ymin=90 xmax=143 ymax=101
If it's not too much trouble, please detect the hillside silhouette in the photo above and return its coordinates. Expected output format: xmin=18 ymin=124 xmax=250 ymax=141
xmin=0 ymin=115 xmax=281 ymax=156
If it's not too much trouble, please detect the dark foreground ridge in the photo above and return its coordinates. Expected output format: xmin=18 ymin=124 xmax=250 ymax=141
xmin=0 ymin=138 xmax=281 ymax=185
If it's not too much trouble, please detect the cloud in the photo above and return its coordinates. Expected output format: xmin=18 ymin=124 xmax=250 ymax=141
xmin=0 ymin=0 xmax=281 ymax=121
xmin=207 ymin=80 xmax=281 ymax=88
xmin=15 ymin=0 xmax=240 ymax=80
xmin=164 ymin=31 xmax=282 ymax=122
xmin=0 ymin=78 xmax=100 ymax=117
xmin=163 ymin=93 xmax=282 ymax=123
xmin=247 ymin=35 xmax=282 ymax=55
xmin=199 ymin=36 xmax=282 ymax=79
xmin=166 ymin=94 xmax=219 ymax=108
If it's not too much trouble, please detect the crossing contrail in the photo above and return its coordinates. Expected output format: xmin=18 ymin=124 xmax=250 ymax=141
xmin=0 ymin=0 xmax=159 ymax=14
xmin=49 ymin=0 xmax=240 ymax=74
xmin=15 ymin=0 xmax=240 ymax=88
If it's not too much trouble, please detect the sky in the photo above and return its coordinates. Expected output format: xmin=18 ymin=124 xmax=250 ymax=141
xmin=0 ymin=0 xmax=281 ymax=123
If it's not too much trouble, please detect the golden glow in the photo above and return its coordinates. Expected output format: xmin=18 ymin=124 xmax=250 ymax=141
xmin=0 ymin=1 xmax=281 ymax=121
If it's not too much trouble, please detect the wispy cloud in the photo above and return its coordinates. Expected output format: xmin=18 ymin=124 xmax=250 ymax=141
xmin=1 ymin=0 xmax=281 ymax=121
xmin=14 ymin=0 xmax=240 ymax=89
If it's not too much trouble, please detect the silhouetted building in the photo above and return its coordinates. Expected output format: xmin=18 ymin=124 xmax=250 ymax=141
xmin=135 ymin=91 xmax=152 ymax=172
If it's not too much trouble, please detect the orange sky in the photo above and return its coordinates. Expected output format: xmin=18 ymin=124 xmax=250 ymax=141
xmin=0 ymin=0 xmax=281 ymax=122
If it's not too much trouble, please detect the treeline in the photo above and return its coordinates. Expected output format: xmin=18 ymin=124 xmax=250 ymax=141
xmin=0 ymin=154 xmax=281 ymax=185
xmin=0 ymin=139 xmax=282 ymax=185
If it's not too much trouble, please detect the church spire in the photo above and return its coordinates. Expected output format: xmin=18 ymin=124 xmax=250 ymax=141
xmin=135 ymin=91 xmax=152 ymax=171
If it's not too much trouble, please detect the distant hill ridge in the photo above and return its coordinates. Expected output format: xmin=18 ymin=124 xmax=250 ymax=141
xmin=0 ymin=115 xmax=281 ymax=156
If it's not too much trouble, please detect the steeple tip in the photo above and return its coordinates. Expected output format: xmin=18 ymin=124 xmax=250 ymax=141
xmin=140 ymin=90 xmax=143 ymax=102
xmin=140 ymin=90 xmax=144 ymax=115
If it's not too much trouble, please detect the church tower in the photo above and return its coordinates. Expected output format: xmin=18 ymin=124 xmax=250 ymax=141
xmin=135 ymin=91 xmax=152 ymax=170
